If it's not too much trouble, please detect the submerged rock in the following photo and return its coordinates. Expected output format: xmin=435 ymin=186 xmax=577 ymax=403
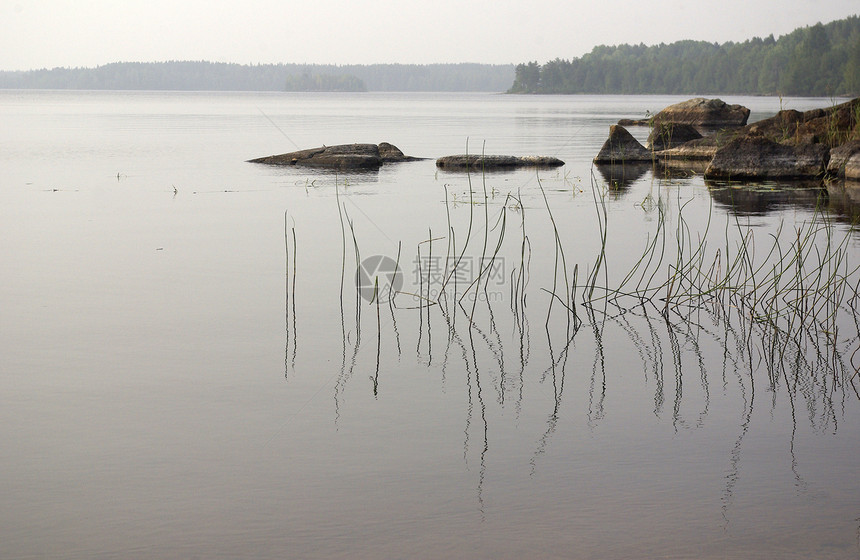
xmin=435 ymin=154 xmax=564 ymax=170
xmin=593 ymin=125 xmax=653 ymax=163
xmin=248 ymin=142 xmax=421 ymax=169
xmin=704 ymin=135 xmax=830 ymax=181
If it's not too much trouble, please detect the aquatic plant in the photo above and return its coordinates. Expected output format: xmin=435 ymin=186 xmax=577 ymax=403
xmin=327 ymin=165 xmax=860 ymax=406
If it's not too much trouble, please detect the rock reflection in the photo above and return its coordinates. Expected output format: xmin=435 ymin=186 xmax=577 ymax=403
xmin=594 ymin=162 xmax=652 ymax=195
xmin=706 ymin=180 xmax=829 ymax=216
xmin=825 ymin=179 xmax=860 ymax=224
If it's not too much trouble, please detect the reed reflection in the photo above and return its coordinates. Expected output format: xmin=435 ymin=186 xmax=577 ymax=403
xmin=300 ymin=169 xmax=859 ymax=523
xmin=284 ymin=210 xmax=297 ymax=379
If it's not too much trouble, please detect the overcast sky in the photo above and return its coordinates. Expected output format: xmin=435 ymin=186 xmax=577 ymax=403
xmin=1 ymin=0 xmax=857 ymax=70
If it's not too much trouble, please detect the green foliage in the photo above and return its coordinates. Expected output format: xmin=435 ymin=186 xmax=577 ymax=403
xmin=509 ymin=16 xmax=860 ymax=96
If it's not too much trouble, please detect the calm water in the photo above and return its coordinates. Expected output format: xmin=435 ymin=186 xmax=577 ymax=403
xmin=1 ymin=90 xmax=859 ymax=559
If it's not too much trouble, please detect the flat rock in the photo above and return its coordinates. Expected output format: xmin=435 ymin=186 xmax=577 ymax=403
xmin=248 ymin=142 xmax=420 ymax=169
xmin=435 ymin=154 xmax=564 ymax=170
xmin=704 ymin=135 xmax=829 ymax=181
xmin=593 ymin=125 xmax=653 ymax=163
xmin=656 ymin=137 xmax=721 ymax=160
xmin=651 ymin=97 xmax=750 ymax=129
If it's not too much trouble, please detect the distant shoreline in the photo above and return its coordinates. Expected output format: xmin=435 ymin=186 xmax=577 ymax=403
xmin=0 ymin=61 xmax=516 ymax=93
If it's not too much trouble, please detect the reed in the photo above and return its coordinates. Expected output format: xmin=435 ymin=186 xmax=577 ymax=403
xmin=317 ymin=154 xmax=859 ymax=415
xmin=579 ymin=174 xmax=860 ymax=363
xmin=537 ymin=174 xmax=575 ymax=329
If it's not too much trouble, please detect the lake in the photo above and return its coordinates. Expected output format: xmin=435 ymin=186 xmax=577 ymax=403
xmin=1 ymin=90 xmax=859 ymax=559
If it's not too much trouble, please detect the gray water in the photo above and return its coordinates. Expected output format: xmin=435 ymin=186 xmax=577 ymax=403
xmin=1 ymin=90 xmax=859 ymax=559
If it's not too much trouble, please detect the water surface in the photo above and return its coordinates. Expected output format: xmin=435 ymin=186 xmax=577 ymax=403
xmin=1 ymin=91 xmax=858 ymax=559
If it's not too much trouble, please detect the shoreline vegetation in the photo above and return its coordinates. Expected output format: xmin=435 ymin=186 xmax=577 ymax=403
xmin=509 ymin=16 xmax=860 ymax=96
xmin=283 ymin=73 xmax=367 ymax=92
xmin=0 ymin=62 xmax=515 ymax=92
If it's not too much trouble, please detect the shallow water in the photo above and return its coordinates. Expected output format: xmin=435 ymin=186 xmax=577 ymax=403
xmin=1 ymin=90 xmax=859 ymax=559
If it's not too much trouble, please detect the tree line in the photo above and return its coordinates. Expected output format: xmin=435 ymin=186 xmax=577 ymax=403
xmin=508 ymin=16 xmax=860 ymax=96
xmin=0 ymin=62 xmax=514 ymax=92
xmin=284 ymin=73 xmax=366 ymax=92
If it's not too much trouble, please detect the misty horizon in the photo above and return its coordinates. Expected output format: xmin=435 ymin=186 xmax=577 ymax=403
xmin=2 ymin=1 xmax=856 ymax=72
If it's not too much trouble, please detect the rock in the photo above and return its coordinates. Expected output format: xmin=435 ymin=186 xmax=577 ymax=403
xmin=248 ymin=142 xmax=420 ymax=169
xmin=435 ymin=154 xmax=564 ymax=170
xmin=378 ymin=142 xmax=422 ymax=162
xmin=846 ymin=153 xmax=860 ymax=181
xmin=593 ymin=125 xmax=653 ymax=163
xmin=743 ymin=98 xmax=860 ymax=147
xmin=656 ymin=137 xmax=721 ymax=160
xmin=651 ymin=97 xmax=750 ymax=129
xmin=648 ymin=122 xmax=702 ymax=150
xmin=599 ymin=97 xmax=860 ymax=183
xmin=704 ymin=135 xmax=830 ymax=181
xmin=827 ymin=140 xmax=860 ymax=177
xmin=657 ymin=158 xmax=710 ymax=176
xmin=617 ymin=118 xmax=649 ymax=126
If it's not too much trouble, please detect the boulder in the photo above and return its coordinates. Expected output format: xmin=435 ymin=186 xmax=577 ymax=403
xmin=599 ymin=97 xmax=860 ymax=183
xmin=435 ymin=154 xmax=564 ymax=170
xmin=846 ymin=153 xmax=860 ymax=181
xmin=704 ymin=135 xmax=830 ymax=181
xmin=827 ymin=140 xmax=860 ymax=177
xmin=248 ymin=142 xmax=420 ymax=169
xmin=651 ymin=97 xmax=750 ymax=129
xmin=743 ymin=99 xmax=860 ymax=146
xmin=593 ymin=125 xmax=653 ymax=163
xmin=648 ymin=122 xmax=702 ymax=150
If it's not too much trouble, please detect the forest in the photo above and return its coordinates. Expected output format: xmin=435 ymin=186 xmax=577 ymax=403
xmin=0 ymin=62 xmax=514 ymax=92
xmin=284 ymin=73 xmax=366 ymax=92
xmin=508 ymin=16 xmax=860 ymax=96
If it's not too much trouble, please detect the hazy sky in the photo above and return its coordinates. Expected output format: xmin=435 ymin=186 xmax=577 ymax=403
xmin=1 ymin=0 xmax=857 ymax=70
